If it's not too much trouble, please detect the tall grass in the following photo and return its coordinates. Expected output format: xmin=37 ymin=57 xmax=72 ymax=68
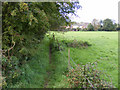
xmin=9 ymin=37 xmax=50 ymax=88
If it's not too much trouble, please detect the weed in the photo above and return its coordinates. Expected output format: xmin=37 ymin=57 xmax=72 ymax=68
xmin=67 ymin=62 xmax=114 ymax=88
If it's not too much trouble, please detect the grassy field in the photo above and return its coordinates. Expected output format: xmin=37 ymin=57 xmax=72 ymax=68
xmin=52 ymin=31 xmax=118 ymax=88
xmin=10 ymin=31 xmax=118 ymax=88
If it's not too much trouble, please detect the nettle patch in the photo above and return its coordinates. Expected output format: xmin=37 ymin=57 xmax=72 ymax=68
xmin=66 ymin=62 xmax=114 ymax=88
xmin=61 ymin=39 xmax=92 ymax=48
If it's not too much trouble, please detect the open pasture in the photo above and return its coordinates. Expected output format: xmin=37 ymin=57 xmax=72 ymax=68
xmin=53 ymin=31 xmax=118 ymax=87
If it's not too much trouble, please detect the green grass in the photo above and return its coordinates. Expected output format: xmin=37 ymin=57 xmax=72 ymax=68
xmin=50 ymin=31 xmax=118 ymax=88
xmin=9 ymin=37 xmax=50 ymax=88
xmin=45 ymin=51 xmax=69 ymax=88
xmin=9 ymin=31 xmax=118 ymax=88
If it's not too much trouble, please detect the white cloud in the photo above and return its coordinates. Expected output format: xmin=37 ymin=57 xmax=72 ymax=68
xmin=70 ymin=0 xmax=119 ymax=23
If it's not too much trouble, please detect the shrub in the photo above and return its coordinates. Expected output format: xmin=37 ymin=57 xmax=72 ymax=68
xmin=66 ymin=62 xmax=114 ymax=88
xmin=82 ymin=28 xmax=87 ymax=31
xmin=2 ymin=56 xmax=21 ymax=87
xmin=62 ymin=39 xmax=92 ymax=48
xmin=87 ymin=23 xmax=94 ymax=31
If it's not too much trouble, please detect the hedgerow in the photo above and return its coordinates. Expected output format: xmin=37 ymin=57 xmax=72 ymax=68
xmin=2 ymin=2 xmax=81 ymax=88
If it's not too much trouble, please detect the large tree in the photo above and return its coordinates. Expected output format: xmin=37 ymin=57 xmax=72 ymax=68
xmin=103 ymin=18 xmax=115 ymax=31
xmin=92 ymin=19 xmax=100 ymax=31
xmin=2 ymin=2 xmax=81 ymax=53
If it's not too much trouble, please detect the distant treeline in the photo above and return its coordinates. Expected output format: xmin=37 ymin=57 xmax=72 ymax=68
xmin=79 ymin=18 xmax=119 ymax=31
xmin=56 ymin=18 xmax=120 ymax=31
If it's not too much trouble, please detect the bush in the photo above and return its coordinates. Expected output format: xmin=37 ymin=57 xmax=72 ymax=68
xmin=66 ymin=62 xmax=114 ymax=88
xmin=2 ymin=56 xmax=21 ymax=87
xmin=62 ymin=39 xmax=92 ymax=48
xmin=87 ymin=23 xmax=94 ymax=31
xmin=82 ymin=28 xmax=87 ymax=31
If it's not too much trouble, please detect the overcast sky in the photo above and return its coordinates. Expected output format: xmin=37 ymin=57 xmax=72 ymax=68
xmin=70 ymin=0 xmax=120 ymax=23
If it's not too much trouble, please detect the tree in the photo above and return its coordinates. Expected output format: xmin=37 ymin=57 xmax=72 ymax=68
xmin=113 ymin=23 xmax=117 ymax=30
xmin=116 ymin=24 xmax=120 ymax=31
xmin=2 ymin=2 xmax=81 ymax=56
xmin=97 ymin=20 xmax=104 ymax=31
xmin=77 ymin=27 xmax=81 ymax=31
xmin=87 ymin=23 xmax=94 ymax=31
xmin=2 ymin=2 xmax=81 ymax=87
xmin=92 ymin=19 xmax=100 ymax=31
xmin=46 ymin=2 xmax=81 ymax=30
xmin=103 ymin=18 xmax=115 ymax=31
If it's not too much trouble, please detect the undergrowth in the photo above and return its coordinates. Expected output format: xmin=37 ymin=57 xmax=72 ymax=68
xmin=61 ymin=39 xmax=92 ymax=48
xmin=66 ymin=62 xmax=114 ymax=88
xmin=5 ymin=37 xmax=50 ymax=88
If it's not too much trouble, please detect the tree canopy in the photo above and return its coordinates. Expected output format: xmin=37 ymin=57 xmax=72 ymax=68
xmin=2 ymin=2 xmax=81 ymax=51
xmin=103 ymin=18 xmax=115 ymax=31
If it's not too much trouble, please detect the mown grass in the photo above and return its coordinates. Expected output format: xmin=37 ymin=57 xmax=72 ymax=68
xmin=49 ymin=31 xmax=118 ymax=88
